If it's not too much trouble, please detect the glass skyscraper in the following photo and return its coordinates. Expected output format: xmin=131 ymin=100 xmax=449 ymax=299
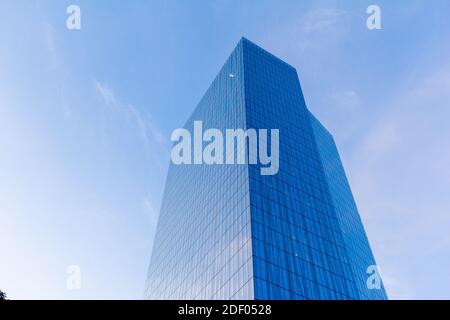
xmin=145 ymin=38 xmax=387 ymax=300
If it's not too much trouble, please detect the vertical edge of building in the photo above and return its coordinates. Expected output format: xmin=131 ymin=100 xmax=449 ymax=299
xmin=308 ymin=112 xmax=388 ymax=300
xmin=145 ymin=39 xmax=254 ymax=300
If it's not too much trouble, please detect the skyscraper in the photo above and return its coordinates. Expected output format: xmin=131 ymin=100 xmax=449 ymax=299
xmin=145 ymin=38 xmax=387 ymax=300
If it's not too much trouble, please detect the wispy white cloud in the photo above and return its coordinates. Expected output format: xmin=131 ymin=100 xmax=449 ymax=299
xmin=93 ymin=79 xmax=168 ymax=169
xmin=127 ymin=104 xmax=150 ymax=147
xmin=143 ymin=196 xmax=158 ymax=228
xmin=301 ymin=8 xmax=348 ymax=33
xmin=94 ymin=80 xmax=117 ymax=107
xmin=280 ymin=7 xmax=354 ymax=52
xmin=330 ymin=89 xmax=362 ymax=110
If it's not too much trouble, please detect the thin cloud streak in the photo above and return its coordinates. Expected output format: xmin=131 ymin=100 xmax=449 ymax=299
xmin=93 ymin=79 xmax=169 ymax=170
xmin=94 ymin=80 xmax=117 ymax=107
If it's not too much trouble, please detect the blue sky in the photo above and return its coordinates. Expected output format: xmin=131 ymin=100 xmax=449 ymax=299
xmin=1 ymin=0 xmax=450 ymax=299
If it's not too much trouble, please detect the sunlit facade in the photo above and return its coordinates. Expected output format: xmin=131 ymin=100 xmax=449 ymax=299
xmin=145 ymin=38 xmax=387 ymax=300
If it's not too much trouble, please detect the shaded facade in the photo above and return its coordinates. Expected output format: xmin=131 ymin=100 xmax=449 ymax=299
xmin=145 ymin=38 xmax=387 ymax=300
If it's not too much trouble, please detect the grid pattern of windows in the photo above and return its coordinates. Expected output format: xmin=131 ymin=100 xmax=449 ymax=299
xmin=145 ymin=40 xmax=254 ymax=300
xmin=145 ymin=38 xmax=386 ymax=300
xmin=242 ymin=39 xmax=360 ymax=299
xmin=309 ymin=112 xmax=388 ymax=299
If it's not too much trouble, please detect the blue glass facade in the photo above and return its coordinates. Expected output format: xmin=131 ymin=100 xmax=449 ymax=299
xmin=145 ymin=40 xmax=253 ymax=300
xmin=309 ymin=112 xmax=387 ymax=299
xmin=145 ymin=38 xmax=387 ymax=300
